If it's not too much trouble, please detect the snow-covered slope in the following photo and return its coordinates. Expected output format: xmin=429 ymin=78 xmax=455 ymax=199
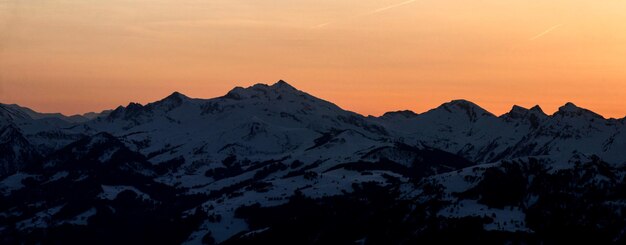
xmin=85 ymin=81 xmax=390 ymax=172
xmin=0 ymin=125 xmax=39 ymax=177
xmin=376 ymin=101 xmax=626 ymax=165
xmin=2 ymin=80 xmax=626 ymax=244
xmin=4 ymin=81 xmax=625 ymax=171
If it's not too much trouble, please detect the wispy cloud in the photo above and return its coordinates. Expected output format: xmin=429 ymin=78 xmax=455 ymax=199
xmin=529 ymin=24 xmax=564 ymax=41
xmin=312 ymin=0 xmax=417 ymax=29
xmin=368 ymin=0 xmax=417 ymax=15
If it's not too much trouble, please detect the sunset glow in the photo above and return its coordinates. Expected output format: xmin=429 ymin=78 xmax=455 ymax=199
xmin=1 ymin=0 xmax=626 ymax=117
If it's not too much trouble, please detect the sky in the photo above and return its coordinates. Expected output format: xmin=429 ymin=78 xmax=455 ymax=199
xmin=1 ymin=0 xmax=626 ymax=118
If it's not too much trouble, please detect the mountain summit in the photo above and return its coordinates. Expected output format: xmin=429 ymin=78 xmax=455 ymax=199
xmin=223 ymin=80 xmax=306 ymax=101
xmin=273 ymin=79 xmax=297 ymax=90
xmin=555 ymin=102 xmax=604 ymax=119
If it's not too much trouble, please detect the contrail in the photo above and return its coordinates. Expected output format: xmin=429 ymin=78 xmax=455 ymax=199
xmin=529 ymin=24 xmax=564 ymax=41
xmin=368 ymin=0 xmax=417 ymax=14
xmin=313 ymin=21 xmax=334 ymax=29
xmin=312 ymin=0 xmax=417 ymax=29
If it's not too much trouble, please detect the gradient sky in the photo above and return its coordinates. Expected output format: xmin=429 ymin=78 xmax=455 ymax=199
xmin=1 ymin=0 xmax=625 ymax=118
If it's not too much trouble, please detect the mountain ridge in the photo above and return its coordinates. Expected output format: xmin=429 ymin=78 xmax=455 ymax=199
xmin=2 ymin=80 xmax=626 ymax=244
xmin=3 ymin=81 xmax=622 ymax=122
xmin=4 ymin=80 xmax=626 ymax=165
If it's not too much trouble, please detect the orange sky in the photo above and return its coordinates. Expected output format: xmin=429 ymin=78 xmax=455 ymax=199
xmin=1 ymin=0 xmax=625 ymax=118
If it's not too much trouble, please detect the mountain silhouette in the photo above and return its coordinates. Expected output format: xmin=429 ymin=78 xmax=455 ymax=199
xmin=1 ymin=80 xmax=626 ymax=244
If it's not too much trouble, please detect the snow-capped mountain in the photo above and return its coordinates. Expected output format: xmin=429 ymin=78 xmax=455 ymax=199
xmin=85 ymin=81 xmax=390 ymax=171
xmin=376 ymin=100 xmax=626 ymax=165
xmin=1 ymin=80 xmax=626 ymax=244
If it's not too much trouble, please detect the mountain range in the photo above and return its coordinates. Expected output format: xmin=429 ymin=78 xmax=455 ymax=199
xmin=2 ymin=80 xmax=625 ymax=244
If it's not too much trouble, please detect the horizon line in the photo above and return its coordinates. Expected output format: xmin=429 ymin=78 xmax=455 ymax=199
xmin=2 ymin=81 xmax=624 ymax=120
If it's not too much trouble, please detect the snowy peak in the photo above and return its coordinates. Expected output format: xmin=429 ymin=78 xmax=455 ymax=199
xmin=555 ymin=102 xmax=604 ymax=119
xmin=83 ymin=110 xmax=111 ymax=120
xmin=106 ymin=92 xmax=191 ymax=120
xmin=148 ymin=91 xmax=190 ymax=111
xmin=507 ymin=105 xmax=529 ymax=117
xmin=272 ymin=80 xmax=298 ymax=91
xmin=223 ymin=80 xmax=306 ymax=101
xmin=501 ymin=105 xmax=548 ymax=128
xmin=381 ymin=110 xmax=419 ymax=119
xmin=126 ymin=102 xmax=144 ymax=111
xmin=107 ymin=103 xmax=147 ymax=120
xmin=158 ymin=91 xmax=189 ymax=104
xmin=559 ymin=102 xmax=580 ymax=112
xmin=529 ymin=105 xmax=545 ymax=114
xmin=217 ymin=80 xmax=356 ymax=120
xmin=503 ymin=105 xmax=547 ymax=120
xmin=430 ymin=99 xmax=495 ymax=122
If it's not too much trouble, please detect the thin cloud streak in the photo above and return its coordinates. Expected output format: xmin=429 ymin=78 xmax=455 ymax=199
xmin=312 ymin=0 xmax=417 ymax=29
xmin=369 ymin=0 xmax=417 ymax=14
xmin=529 ymin=24 xmax=564 ymax=41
